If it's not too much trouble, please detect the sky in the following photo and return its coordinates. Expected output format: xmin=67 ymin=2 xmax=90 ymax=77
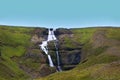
xmin=0 ymin=0 xmax=120 ymax=28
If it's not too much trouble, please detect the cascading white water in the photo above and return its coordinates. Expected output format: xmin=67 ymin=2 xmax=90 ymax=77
xmin=47 ymin=28 xmax=57 ymax=41
xmin=47 ymin=55 xmax=54 ymax=67
xmin=40 ymin=41 xmax=54 ymax=67
xmin=54 ymin=41 xmax=62 ymax=71
xmin=39 ymin=28 xmax=62 ymax=71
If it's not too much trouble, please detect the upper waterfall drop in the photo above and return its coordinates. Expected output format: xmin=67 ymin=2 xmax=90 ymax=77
xmin=39 ymin=29 xmax=55 ymax=67
xmin=47 ymin=28 xmax=57 ymax=41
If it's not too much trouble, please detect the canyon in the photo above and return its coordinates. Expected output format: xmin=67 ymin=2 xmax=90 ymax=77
xmin=0 ymin=26 xmax=120 ymax=80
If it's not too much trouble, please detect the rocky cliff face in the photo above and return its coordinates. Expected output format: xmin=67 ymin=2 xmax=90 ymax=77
xmin=17 ymin=28 xmax=81 ymax=78
xmin=54 ymin=28 xmax=81 ymax=70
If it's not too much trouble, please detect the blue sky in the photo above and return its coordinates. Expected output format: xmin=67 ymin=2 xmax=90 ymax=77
xmin=0 ymin=0 xmax=120 ymax=28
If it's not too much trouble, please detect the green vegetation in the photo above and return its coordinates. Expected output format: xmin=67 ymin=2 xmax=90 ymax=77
xmin=37 ymin=62 xmax=120 ymax=80
xmin=37 ymin=27 xmax=120 ymax=80
xmin=106 ymin=28 xmax=120 ymax=40
xmin=0 ymin=26 xmax=120 ymax=80
xmin=0 ymin=25 xmax=34 ymax=80
xmin=72 ymin=28 xmax=97 ymax=43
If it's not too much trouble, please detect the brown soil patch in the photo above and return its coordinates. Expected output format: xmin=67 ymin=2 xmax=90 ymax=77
xmin=92 ymin=30 xmax=120 ymax=48
xmin=105 ymin=46 xmax=120 ymax=56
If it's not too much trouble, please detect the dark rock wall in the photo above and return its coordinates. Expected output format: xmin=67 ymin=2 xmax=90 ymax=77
xmin=54 ymin=28 xmax=81 ymax=70
xmin=17 ymin=28 xmax=82 ymax=78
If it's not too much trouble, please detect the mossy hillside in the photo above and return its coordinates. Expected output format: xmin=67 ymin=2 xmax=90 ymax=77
xmin=37 ymin=27 xmax=120 ymax=80
xmin=0 ymin=25 xmax=34 ymax=80
xmin=37 ymin=61 xmax=120 ymax=80
xmin=106 ymin=27 xmax=120 ymax=40
xmin=71 ymin=28 xmax=97 ymax=43
xmin=75 ymin=27 xmax=120 ymax=69
xmin=61 ymin=28 xmax=97 ymax=49
xmin=19 ymin=49 xmax=45 ymax=72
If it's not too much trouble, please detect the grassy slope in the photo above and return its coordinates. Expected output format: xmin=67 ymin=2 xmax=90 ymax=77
xmin=0 ymin=26 xmax=34 ymax=80
xmin=37 ymin=27 xmax=120 ymax=80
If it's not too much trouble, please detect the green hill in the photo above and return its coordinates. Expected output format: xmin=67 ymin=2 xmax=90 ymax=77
xmin=0 ymin=25 xmax=34 ymax=80
xmin=37 ymin=27 xmax=120 ymax=80
xmin=0 ymin=25 xmax=120 ymax=80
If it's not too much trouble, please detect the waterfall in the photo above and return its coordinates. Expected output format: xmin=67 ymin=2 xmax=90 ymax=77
xmin=54 ymin=40 xmax=62 ymax=71
xmin=39 ymin=41 xmax=54 ymax=67
xmin=47 ymin=55 xmax=54 ymax=67
xmin=47 ymin=28 xmax=57 ymax=41
xmin=39 ymin=28 xmax=62 ymax=71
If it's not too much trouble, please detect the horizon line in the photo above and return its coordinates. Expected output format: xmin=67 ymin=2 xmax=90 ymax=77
xmin=0 ymin=24 xmax=120 ymax=29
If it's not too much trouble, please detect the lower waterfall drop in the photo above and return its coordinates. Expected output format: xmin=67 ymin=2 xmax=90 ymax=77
xmin=54 ymin=40 xmax=62 ymax=71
